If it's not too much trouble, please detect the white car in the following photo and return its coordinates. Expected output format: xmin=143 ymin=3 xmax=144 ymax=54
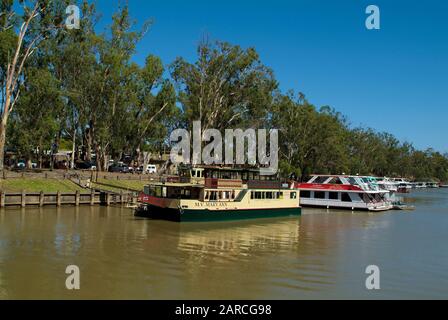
xmin=146 ymin=165 xmax=157 ymax=174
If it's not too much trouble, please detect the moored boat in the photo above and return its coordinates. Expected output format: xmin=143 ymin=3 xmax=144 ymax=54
xmin=293 ymin=175 xmax=393 ymax=211
xmin=391 ymin=178 xmax=413 ymax=193
xmin=135 ymin=167 xmax=301 ymax=222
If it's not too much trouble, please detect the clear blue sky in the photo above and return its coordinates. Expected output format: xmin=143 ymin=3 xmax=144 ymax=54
xmin=94 ymin=0 xmax=448 ymax=152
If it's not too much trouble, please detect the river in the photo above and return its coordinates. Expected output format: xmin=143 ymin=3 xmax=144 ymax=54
xmin=0 ymin=189 xmax=447 ymax=299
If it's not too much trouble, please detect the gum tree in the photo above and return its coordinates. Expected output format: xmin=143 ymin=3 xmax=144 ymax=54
xmin=0 ymin=0 xmax=58 ymax=171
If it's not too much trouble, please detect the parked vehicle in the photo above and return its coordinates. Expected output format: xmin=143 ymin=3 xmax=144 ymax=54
xmin=108 ymin=164 xmax=129 ymax=173
xmin=16 ymin=161 xmax=26 ymax=169
xmin=75 ymin=161 xmax=97 ymax=170
xmin=146 ymin=164 xmax=157 ymax=174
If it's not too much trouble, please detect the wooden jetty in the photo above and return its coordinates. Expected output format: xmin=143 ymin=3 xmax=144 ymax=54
xmin=0 ymin=190 xmax=138 ymax=208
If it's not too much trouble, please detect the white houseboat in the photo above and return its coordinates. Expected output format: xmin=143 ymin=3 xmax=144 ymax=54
xmin=293 ymin=175 xmax=392 ymax=211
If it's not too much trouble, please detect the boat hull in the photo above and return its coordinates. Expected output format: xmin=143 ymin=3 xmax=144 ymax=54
xmin=299 ymin=201 xmax=392 ymax=212
xmin=135 ymin=204 xmax=301 ymax=222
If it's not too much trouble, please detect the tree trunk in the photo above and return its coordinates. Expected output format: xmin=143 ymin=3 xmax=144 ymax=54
xmin=26 ymin=158 xmax=32 ymax=169
xmin=94 ymin=143 xmax=102 ymax=172
xmin=71 ymin=128 xmax=76 ymax=169
xmin=143 ymin=152 xmax=150 ymax=174
xmin=0 ymin=119 xmax=7 ymax=172
xmin=86 ymin=129 xmax=93 ymax=162
xmin=38 ymin=152 xmax=43 ymax=169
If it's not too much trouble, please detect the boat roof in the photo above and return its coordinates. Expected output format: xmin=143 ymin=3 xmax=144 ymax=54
xmin=296 ymin=183 xmax=389 ymax=194
xmin=147 ymin=182 xmax=204 ymax=188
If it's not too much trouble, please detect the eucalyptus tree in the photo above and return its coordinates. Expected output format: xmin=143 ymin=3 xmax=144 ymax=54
xmin=0 ymin=0 xmax=60 ymax=171
xmin=272 ymin=92 xmax=349 ymax=180
xmin=124 ymin=55 xmax=178 ymax=168
xmin=7 ymin=67 xmax=62 ymax=168
xmin=45 ymin=0 xmax=99 ymax=168
xmin=171 ymin=40 xmax=278 ymax=132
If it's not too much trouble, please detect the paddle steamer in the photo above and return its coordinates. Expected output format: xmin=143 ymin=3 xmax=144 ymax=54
xmin=136 ymin=167 xmax=301 ymax=222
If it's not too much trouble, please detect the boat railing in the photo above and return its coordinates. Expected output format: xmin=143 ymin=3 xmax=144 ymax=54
xmin=205 ymin=178 xmax=243 ymax=189
xmin=246 ymin=180 xmax=287 ymax=189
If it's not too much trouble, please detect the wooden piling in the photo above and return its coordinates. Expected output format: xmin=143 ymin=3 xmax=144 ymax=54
xmin=75 ymin=191 xmax=80 ymax=206
xmin=90 ymin=189 xmax=95 ymax=206
xmin=57 ymin=191 xmax=61 ymax=207
xmin=21 ymin=191 xmax=26 ymax=208
xmin=39 ymin=191 xmax=44 ymax=207
xmin=0 ymin=192 xmax=4 ymax=208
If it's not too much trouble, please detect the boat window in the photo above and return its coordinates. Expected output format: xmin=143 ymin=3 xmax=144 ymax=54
xmin=251 ymin=191 xmax=254 ymax=199
xmin=341 ymin=193 xmax=352 ymax=202
xmin=209 ymin=191 xmax=218 ymax=201
xmin=277 ymin=192 xmax=284 ymax=199
xmin=266 ymin=192 xmax=273 ymax=199
xmin=314 ymin=191 xmax=325 ymax=199
xmin=329 ymin=192 xmax=338 ymax=200
xmin=301 ymin=191 xmax=311 ymax=198
xmin=204 ymin=191 xmax=209 ymax=200
xmin=290 ymin=192 xmax=297 ymax=199
xmin=361 ymin=193 xmax=370 ymax=203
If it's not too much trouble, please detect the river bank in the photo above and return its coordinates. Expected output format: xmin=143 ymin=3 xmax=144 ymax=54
xmin=0 ymin=169 xmax=155 ymax=194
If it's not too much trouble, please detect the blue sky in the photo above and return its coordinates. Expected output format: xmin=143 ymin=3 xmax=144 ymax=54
xmin=93 ymin=0 xmax=448 ymax=152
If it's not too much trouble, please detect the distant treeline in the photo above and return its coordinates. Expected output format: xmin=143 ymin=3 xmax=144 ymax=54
xmin=1 ymin=1 xmax=447 ymax=181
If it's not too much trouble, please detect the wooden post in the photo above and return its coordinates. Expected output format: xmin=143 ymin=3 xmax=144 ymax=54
xmin=0 ymin=191 xmax=4 ymax=208
xmin=75 ymin=190 xmax=80 ymax=206
xmin=120 ymin=190 xmax=124 ymax=206
xmin=57 ymin=191 xmax=61 ymax=207
xmin=21 ymin=191 xmax=26 ymax=208
xmin=106 ymin=193 xmax=111 ymax=206
xmin=90 ymin=189 xmax=95 ymax=206
xmin=39 ymin=191 xmax=44 ymax=207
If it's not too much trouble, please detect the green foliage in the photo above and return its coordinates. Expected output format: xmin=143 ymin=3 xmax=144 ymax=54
xmin=171 ymin=40 xmax=278 ymax=131
xmin=1 ymin=1 xmax=446 ymax=181
xmin=8 ymin=67 xmax=63 ymax=160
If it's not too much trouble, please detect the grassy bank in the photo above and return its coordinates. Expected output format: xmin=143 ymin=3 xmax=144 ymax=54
xmin=92 ymin=179 xmax=147 ymax=193
xmin=0 ymin=178 xmax=84 ymax=193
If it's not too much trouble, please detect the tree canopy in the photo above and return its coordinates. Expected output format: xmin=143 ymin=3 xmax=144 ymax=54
xmin=1 ymin=0 xmax=447 ymax=182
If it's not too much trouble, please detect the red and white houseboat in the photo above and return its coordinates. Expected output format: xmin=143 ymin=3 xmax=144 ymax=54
xmin=292 ymin=175 xmax=393 ymax=211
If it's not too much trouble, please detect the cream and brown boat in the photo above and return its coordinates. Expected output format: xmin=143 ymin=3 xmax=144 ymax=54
xmin=136 ymin=167 xmax=301 ymax=222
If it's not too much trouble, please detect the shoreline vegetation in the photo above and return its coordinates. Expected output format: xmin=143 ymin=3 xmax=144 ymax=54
xmin=0 ymin=1 xmax=447 ymax=185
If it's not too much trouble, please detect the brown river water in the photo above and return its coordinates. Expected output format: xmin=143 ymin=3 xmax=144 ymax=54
xmin=0 ymin=189 xmax=447 ymax=299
